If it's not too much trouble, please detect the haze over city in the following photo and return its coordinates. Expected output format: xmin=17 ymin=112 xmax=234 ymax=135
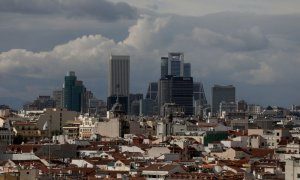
xmin=1 ymin=0 xmax=300 ymax=108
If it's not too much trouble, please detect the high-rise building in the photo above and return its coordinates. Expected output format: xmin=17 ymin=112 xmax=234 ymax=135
xmin=145 ymin=82 xmax=158 ymax=101
xmin=211 ymin=85 xmax=235 ymax=116
xmin=53 ymin=90 xmax=63 ymax=108
xmin=193 ymin=82 xmax=207 ymax=105
xmin=107 ymin=55 xmax=130 ymax=114
xmin=184 ymin=63 xmax=191 ymax=77
xmin=140 ymin=99 xmax=156 ymax=116
xmin=129 ymin=93 xmax=143 ymax=115
xmin=168 ymin=52 xmax=184 ymax=77
xmin=108 ymin=55 xmax=130 ymax=97
xmin=193 ymin=82 xmax=207 ymax=116
xmin=63 ymin=71 xmax=86 ymax=112
xmin=161 ymin=57 xmax=168 ymax=78
xmin=158 ymin=76 xmax=193 ymax=116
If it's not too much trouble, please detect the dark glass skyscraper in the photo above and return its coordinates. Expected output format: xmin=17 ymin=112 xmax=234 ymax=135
xmin=184 ymin=63 xmax=191 ymax=77
xmin=168 ymin=52 xmax=184 ymax=77
xmin=158 ymin=76 xmax=193 ymax=116
xmin=63 ymin=71 xmax=86 ymax=112
xmin=64 ymin=71 xmax=76 ymax=110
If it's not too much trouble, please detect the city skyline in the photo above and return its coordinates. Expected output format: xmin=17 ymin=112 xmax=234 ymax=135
xmin=0 ymin=0 xmax=300 ymax=108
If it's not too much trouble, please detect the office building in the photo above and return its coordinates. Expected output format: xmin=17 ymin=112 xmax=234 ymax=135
xmin=184 ymin=63 xmax=191 ymax=77
xmin=108 ymin=55 xmax=130 ymax=97
xmin=158 ymin=76 xmax=193 ymax=116
xmin=63 ymin=71 xmax=87 ymax=112
xmin=211 ymin=85 xmax=235 ymax=116
xmin=107 ymin=96 xmax=129 ymax=114
xmin=161 ymin=52 xmax=193 ymax=78
xmin=107 ymin=55 xmax=130 ymax=114
xmin=129 ymin=93 xmax=143 ymax=115
xmin=53 ymin=89 xmax=63 ymax=108
xmin=168 ymin=52 xmax=184 ymax=77
xmin=23 ymin=95 xmax=55 ymax=110
xmin=193 ymin=82 xmax=207 ymax=116
xmin=140 ymin=99 xmax=156 ymax=116
xmin=145 ymin=82 xmax=158 ymax=101
xmin=161 ymin=57 xmax=168 ymax=78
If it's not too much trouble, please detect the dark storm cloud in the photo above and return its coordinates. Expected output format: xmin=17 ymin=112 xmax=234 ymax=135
xmin=0 ymin=0 xmax=138 ymax=21
xmin=1 ymin=12 xmax=300 ymax=108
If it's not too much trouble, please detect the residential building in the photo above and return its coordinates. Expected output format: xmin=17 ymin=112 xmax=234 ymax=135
xmin=285 ymin=157 xmax=300 ymax=180
xmin=36 ymin=108 xmax=78 ymax=135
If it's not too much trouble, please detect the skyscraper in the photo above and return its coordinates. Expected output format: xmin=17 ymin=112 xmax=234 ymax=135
xmin=146 ymin=82 xmax=158 ymax=101
xmin=158 ymin=76 xmax=193 ymax=116
xmin=107 ymin=55 xmax=130 ymax=114
xmin=168 ymin=52 xmax=184 ymax=77
xmin=211 ymin=85 xmax=235 ymax=116
xmin=63 ymin=71 xmax=86 ymax=112
xmin=184 ymin=63 xmax=191 ymax=77
xmin=108 ymin=55 xmax=130 ymax=97
xmin=193 ymin=82 xmax=207 ymax=116
xmin=161 ymin=57 xmax=168 ymax=78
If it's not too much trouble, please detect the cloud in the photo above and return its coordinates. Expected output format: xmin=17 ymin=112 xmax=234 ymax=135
xmin=0 ymin=0 xmax=138 ymax=21
xmin=1 ymin=12 xmax=300 ymax=107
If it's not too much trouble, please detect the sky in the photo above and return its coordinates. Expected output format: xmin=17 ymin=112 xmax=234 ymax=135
xmin=1 ymin=0 xmax=300 ymax=109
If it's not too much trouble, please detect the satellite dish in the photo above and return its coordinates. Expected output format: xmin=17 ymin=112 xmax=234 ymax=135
xmin=213 ymin=166 xmax=223 ymax=174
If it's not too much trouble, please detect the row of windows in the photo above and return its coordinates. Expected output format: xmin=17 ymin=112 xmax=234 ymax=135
xmin=80 ymin=129 xmax=91 ymax=132
xmin=0 ymin=135 xmax=12 ymax=139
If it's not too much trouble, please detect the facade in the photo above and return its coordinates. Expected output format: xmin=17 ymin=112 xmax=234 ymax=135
xmin=107 ymin=55 xmax=130 ymax=114
xmin=161 ymin=52 xmax=186 ymax=78
xmin=129 ymin=93 xmax=143 ymax=115
xmin=219 ymin=101 xmax=237 ymax=118
xmin=36 ymin=108 xmax=78 ymax=135
xmin=13 ymin=121 xmax=44 ymax=142
xmin=23 ymin=96 xmax=55 ymax=110
xmin=146 ymin=82 xmax=158 ymax=101
xmin=193 ymin=82 xmax=207 ymax=116
xmin=158 ymin=76 xmax=193 ymax=116
xmin=183 ymin=63 xmax=191 ymax=77
xmin=0 ymin=122 xmax=13 ymax=145
xmin=107 ymin=96 xmax=128 ymax=114
xmin=211 ymin=85 xmax=235 ymax=116
xmin=53 ymin=90 xmax=63 ymax=109
xmin=161 ymin=57 xmax=168 ymax=78
xmin=62 ymin=122 xmax=80 ymax=139
xmin=108 ymin=55 xmax=130 ymax=97
xmin=79 ymin=118 xmax=95 ymax=140
xmin=140 ymin=99 xmax=156 ymax=116
xmin=285 ymin=157 xmax=300 ymax=180
xmin=168 ymin=52 xmax=184 ymax=77
xmin=63 ymin=71 xmax=86 ymax=112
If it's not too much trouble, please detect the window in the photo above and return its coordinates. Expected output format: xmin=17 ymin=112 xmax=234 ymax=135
xmin=277 ymin=133 xmax=279 ymax=136
xmin=297 ymin=173 xmax=300 ymax=178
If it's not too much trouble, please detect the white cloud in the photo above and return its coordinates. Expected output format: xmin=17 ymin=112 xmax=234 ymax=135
xmin=1 ymin=13 xmax=300 ymax=107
